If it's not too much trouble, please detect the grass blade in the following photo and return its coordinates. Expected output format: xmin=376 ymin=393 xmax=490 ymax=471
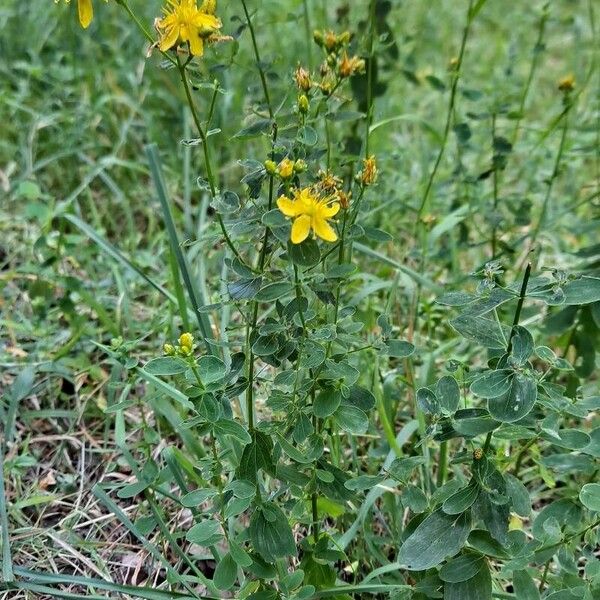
xmin=145 ymin=144 xmax=215 ymax=353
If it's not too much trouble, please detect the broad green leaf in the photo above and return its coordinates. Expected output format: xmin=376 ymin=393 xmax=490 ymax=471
xmin=513 ymin=570 xmax=540 ymax=600
xmin=249 ymin=503 xmax=296 ymax=561
xmin=436 ymin=376 xmax=460 ymax=413
xmin=444 ymin=559 xmax=491 ymax=600
xmin=386 ymin=340 xmax=415 ymax=358
xmin=198 ymin=356 xmax=227 ymax=384
xmin=238 ymin=431 xmax=275 ymax=483
xmin=505 ymin=474 xmax=531 ymax=517
xmin=510 ymin=326 xmax=534 ymax=365
xmin=213 ymin=419 xmax=252 ymax=445
xmin=144 ymin=357 xmax=188 ymax=376
xmin=561 ymin=276 xmax=600 ymax=305
xmin=288 ymin=239 xmax=321 ymax=267
xmin=488 ymin=374 xmax=537 ymax=422
xmin=398 ymin=509 xmax=471 ymax=571
xmin=333 ymin=404 xmax=369 ymax=434
xmin=580 ymin=483 xmax=600 ymax=512
xmin=416 ymin=387 xmax=439 ymax=415
xmin=443 ymin=483 xmax=480 ymax=515
xmin=313 ymin=387 xmax=341 ymax=418
xmin=213 ymin=553 xmax=237 ymax=590
xmin=439 ymin=553 xmax=484 ymax=583
xmin=186 ymin=519 xmax=222 ymax=544
xmin=470 ymin=370 xmax=513 ymax=399
xmin=450 ymin=315 xmax=509 ymax=349
xmin=255 ymin=282 xmax=294 ymax=301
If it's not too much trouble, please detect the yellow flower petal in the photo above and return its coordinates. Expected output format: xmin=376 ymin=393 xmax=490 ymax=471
xmin=159 ymin=24 xmax=180 ymax=51
xmin=277 ymin=196 xmax=300 ymax=217
xmin=78 ymin=0 xmax=93 ymax=28
xmin=188 ymin=30 xmax=205 ymax=55
xmin=313 ymin=217 xmax=338 ymax=242
xmin=291 ymin=215 xmax=311 ymax=244
xmin=320 ymin=202 xmax=340 ymax=218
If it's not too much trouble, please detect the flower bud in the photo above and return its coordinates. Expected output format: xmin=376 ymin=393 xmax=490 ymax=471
xmin=278 ymin=158 xmax=295 ymax=179
xmin=298 ymin=94 xmax=309 ymax=114
xmin=178 ymin=332 xmax=194 ymax=355
xmin=360 ymin=155 xmax=378 ymax=186
xmin=558 ymin=74 xmax=575 ymax=93
xmin=163 ymin=343 xmax=175 ymax=356
xmin=294 ymin=65 xmax=311 ymax=91
xmin=264 ymin=159 xmax=277 ymax=175
xmin=293 ymin=159 xmax=307 ymax=173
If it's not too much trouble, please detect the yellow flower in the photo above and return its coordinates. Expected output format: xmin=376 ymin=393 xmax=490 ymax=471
xmin=157 ymin=0 xmax=222 ymax=57
xmin=55 ymin=0 xmax=105 ymax=29
xmin=277 ymin=187 xmax=340 ymax=244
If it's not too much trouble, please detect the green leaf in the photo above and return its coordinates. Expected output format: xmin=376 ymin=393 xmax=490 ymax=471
xmin=229 ymin=538 xmax=253 ymax=568
xmin=256 ymin=282 xmax=294 ymax=301
xmin=579 ymin=483 xmax=600 ymax=512
xmin=297 ymin=125 xmax=318 ymax=146
xmin=313 ymin=387 xmax=341 ymax=418
xmin=436 ymin=376 xmax=460 ymax=413
xmin=439 ymin=552 xmax=484 ymax=583
xmin=444 ymin=559 xmax=491 ymax=600
xmin=398 ymin=509 xmax=471 ymax=571
xmin=416 ymin=387 xmax=439 ymax=415
xmin=442 ymin=483 xmax=480 ymax=515
xmin=488 ymin=373 xmax=537 ymax=422
xmin=505 ymin=474 xmax=531 ymax=517
xmin=213 ymin=553 xmax=237 ymax=590
xmin=198 ymin=356 xmax=227 ymax=384
xmin=213 ymin=419 xmax=252 ymax=445
xmin=249 ymin=503 xmax=296 ymax=562
xmin=561 ymin=276 xmax=600 ymax=305
xmin=137 ymin=368 xmax=194 ymax=411
xmin=513 ymin=570 xmax=540 ymax=600
xmin=511 ymin=326 xmax=534 ymax=365
xmin=144 ymin=357 xmax=188 ymax=376
xmin=238 ymin=431 xmax=275 ymax=483
xmin=470 ymin=370 xmax=513 ymax=398
xmin=386 ymin=340 xmax=415 ymax=358
xmin=288 ymin=239 xmax=321 ymax=267
xmin=185 ymin=519 xmax=222 ymax=544
xmin=450 ymin=315 xmax=509 ymax=349
xmin=333 ymin=405 xmax=369 ymax=434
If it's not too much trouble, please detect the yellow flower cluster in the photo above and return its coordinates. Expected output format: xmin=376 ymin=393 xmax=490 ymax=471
xmin=164 ymin=332 xmax=195 ymax=357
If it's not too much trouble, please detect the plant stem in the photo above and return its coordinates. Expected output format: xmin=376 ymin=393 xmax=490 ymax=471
xmin=437 ymin=441 xmax=448 ymax=487
xmin=507 ymin=262 xmax=532 ymax=355
xmin=176 ymin=56 xmax=251 ymax=269
xmin=511 ymin=5 xmax=549 ymax=146
xmin=416 ymin=0 xmax=474 ymax=221
xmin=364 ymin=0 xmax=377 ymax=159
xmin=529 ymin=102 xmax=572 ymax=255
xmin=240 ymin=0 xmax=274 ymax=118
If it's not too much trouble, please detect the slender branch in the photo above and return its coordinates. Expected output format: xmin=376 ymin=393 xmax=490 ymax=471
xmin=416 ymin=0 xmax=474 ymax=221
xmin=240 ymin=0 xmax=274 ymax=118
